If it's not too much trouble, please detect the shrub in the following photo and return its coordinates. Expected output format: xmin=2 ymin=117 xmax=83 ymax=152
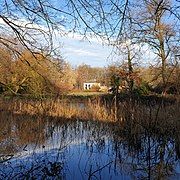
xmin=153 ymin=82 xmax=178 ymax=94
xmin=133 ymin=82 xmax=151 ymax=96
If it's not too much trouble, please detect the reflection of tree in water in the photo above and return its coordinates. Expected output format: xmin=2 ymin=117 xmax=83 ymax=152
xmin=0 ymin=102 xmax=179 ymax=179
xmin=0 ymin=111 xmax=47 ymax=155
xmin=0 ymin=111 xmax=19 ymax=155
xmin=49 ymin=118 xmax=179 ymax=179
xmin=112 ymin=132 xmax=178 ymax=179
xmin=110 ymin=103 xmax=180 ymax=180
xmin=14 ymin=115 xmax=46 ymax=147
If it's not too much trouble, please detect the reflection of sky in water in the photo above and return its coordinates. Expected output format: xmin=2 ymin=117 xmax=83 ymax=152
xmin=0 ymin=117 xmax=179 ymax=179
xmin=0 ymin=122 xmax=131 ymax=179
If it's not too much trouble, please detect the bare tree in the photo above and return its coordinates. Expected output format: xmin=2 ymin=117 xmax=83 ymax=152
xmin=1 ymin=0 xmax=179 ymax=50
xmin=0 ymin=0 xmax=131 ymax=52
xmin=134 ymin=0 xmax=180 ymax=88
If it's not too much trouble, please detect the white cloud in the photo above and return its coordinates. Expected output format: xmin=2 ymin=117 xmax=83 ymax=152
xmin=0 ymin=17 xmax=43 ymax=30
xmin=0 ymin=17 xmax=157 ymax=67
xmin=66 ymin=48 xmax=99 ymax=57
xmin=0 ymin=17 xmax=112 ymax=67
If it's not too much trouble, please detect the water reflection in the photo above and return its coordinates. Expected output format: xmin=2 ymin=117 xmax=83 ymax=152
xmin=0 ymin=111 xmax=179 ymax=179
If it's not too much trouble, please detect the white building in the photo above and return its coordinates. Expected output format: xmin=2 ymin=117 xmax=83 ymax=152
xmin=83 ymin=82 xmax=101 ymax=90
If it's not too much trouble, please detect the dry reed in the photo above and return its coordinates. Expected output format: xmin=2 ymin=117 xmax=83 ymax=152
xmin=0 ymin=97 xmax=115 ymax=122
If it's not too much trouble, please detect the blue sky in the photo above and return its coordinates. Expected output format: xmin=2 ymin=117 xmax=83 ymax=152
xmin=58 ymin=34 xmax=114 ymax=67
xmin=0 ymin=16 xmax=156 ymax=68
xmin=0 ymin=15 xmax=114 ymax=68
xmin=48 ymin=0 xmax=159 ymax=68
xmin=53 ymin=32 xmax=156 ymax=68
xmin=0 ymin=0 xmax=165 ymax=68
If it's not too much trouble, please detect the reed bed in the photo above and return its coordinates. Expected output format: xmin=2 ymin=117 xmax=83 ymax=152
xmin=0 ymin=97 xmax=115 ymax=122
xmin=0 ymin=96 xmax=179 ymax=130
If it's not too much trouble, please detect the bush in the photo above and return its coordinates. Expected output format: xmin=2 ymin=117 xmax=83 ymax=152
xmin=153 ymin=82 xmax=178 ymax=94
xmin=133 ymin=82 xmax=151 ymax=96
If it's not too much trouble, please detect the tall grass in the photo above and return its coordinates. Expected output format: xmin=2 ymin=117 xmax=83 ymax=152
xmin=0 ymin=97 xmax=115 ymax=122
xmin=0 ymin=96 xmax=179 ymax=126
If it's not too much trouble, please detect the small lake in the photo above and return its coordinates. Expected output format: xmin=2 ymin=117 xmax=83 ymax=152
xmin=0 ymin=111 xmax=179 ymax=179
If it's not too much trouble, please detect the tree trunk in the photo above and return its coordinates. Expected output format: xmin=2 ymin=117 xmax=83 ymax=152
xmin=127 ymin=47 xmax=134 ymax=93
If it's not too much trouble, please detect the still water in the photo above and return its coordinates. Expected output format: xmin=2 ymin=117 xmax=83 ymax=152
xmin=0 ymin=111 xmax=179 ymax=179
